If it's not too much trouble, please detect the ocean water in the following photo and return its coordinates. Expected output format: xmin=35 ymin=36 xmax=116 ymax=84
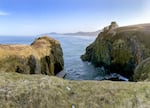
xmin=0 ymin=36 xmax=37 ymax=45
xmin=0 ymin=35 xmax=128 ymax=81
xmin=49 ymin=35 xmax=103 ymax=80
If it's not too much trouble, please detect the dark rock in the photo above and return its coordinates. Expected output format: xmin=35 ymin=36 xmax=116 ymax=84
xmin=103 ymin=73 xmax=128 ymax=81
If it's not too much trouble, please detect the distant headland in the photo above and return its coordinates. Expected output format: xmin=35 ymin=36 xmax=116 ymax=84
xmin=42 ymin=30 xmax=101 ymax=36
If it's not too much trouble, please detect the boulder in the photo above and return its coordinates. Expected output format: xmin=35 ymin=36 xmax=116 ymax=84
xmin=0 ymin=36 xmax=64 ymax=75
xmin=81 ymin=22 xmax=150 ymax=79
xmin=133 ymin=57 xmax=150 ymax=81
xmin=0 ymin=72 xmax=150 ymax=108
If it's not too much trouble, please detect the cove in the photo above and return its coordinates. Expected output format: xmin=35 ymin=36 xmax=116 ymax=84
xmin=0 ymin=35 xmax=128 ymax=81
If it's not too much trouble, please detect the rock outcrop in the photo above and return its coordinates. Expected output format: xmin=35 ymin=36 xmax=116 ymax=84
xmin=81 ymin=22 xmax=150 ymax=80
xmin=133 ymin=57 xmax=150 ymax=81
xmin=0 ymin=36 xmax=64 ymax=75
xmin=0 ymin=72 xmax=150 ymax=108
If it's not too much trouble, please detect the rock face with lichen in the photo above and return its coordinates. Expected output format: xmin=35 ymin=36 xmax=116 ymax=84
xmin=0 ymin=36 xmax=64 ymax=75
xmin=133 ymin=57 xmax=150 ymax=81
xmin=81 ymin=22 xmax=150 ymax=79
xmin=0 ymin=72 xmax=150 ymax=108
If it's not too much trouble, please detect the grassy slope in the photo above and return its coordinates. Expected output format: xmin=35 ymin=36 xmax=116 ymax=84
xmin=134 ymin=57 xmax=150 ymax=81
xmin=0 ymin=72 xmax=150 ymax=108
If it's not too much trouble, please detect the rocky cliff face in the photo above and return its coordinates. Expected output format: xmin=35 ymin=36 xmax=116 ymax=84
xmin=81 ymin=22 xmax=150 ymax=79
xmin=0 ymin=36 xmax=64 ymax=75
xmin=0 ymin=72 xmax=150 ymax=108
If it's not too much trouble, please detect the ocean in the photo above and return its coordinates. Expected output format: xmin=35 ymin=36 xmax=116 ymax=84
xmin=50 ymin=35 xmax=103 ymax=80
xmin=0 ymin=35 xmax=128 ymax=81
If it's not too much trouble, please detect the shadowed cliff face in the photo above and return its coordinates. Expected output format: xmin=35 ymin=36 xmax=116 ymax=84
xmin=0 ymin=36 xmax=64 ymax=75
xmin=0 ymin=72 xmax=150 ymax=108
xmin=81 ymin=22 xmax=150 ymax=80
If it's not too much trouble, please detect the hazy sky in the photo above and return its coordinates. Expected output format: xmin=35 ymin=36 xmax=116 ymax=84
xmin=0 ymin=0 xmax=150 ymax=36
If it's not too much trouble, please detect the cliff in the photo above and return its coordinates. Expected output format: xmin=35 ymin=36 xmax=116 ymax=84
xmin=0 ymin=36 xmax=64 ymax=75
xmin=0 ymin=72 xmax=150 ymax=108
xmin=81 ymin=22 xmax=150 ymax=80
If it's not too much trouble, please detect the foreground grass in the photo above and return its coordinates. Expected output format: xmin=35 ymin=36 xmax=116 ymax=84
xmin=0 ymin=72 xmax=150 ymax=108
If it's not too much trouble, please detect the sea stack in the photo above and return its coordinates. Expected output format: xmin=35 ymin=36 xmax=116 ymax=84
xmin=0 ymin=36 xmax=64 ymax=76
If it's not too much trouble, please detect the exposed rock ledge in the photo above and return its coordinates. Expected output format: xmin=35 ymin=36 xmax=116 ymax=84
xmin=81 ymin=22 xmax=150 ymax=80
xmin=0 ymin=72 xmax=150 ymax=108
xmin=0 ymin=36 xmax=64 ymax=76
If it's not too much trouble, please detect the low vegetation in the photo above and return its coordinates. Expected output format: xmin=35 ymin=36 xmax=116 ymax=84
xmin=0 ymin=72 xmax=150 ymax=108
xmin=134 ymin=57 xmax=150 ymax=81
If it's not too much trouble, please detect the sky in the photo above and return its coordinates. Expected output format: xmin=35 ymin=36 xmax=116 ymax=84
xmin=0 ymin=0 xmax=150 ymax=36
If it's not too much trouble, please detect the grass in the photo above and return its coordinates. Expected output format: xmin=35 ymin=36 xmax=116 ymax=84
xmin=0 ymin=72 xmax=150 ymax=108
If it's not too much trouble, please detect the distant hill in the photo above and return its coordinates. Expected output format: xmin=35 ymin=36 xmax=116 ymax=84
xmin=45 ymin=30 xmax=101 ymax=36
xmin=62 ymin=30 xmax=101 ymax=36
